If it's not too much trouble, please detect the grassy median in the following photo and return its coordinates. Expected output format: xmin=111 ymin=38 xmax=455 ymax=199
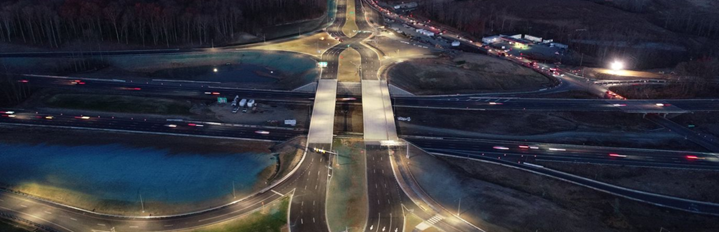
xmin=43 ymin=93 xmax=192 ymax=115
xmin=337 ymin=48 xmax=361 ymax=82
xmin=342 ymin=0 xmax=359 ymax=37
xmin=326 ymin=137 xmax=368 ymax=232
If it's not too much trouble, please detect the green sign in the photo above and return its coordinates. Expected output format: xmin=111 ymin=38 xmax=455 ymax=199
xmin=217 ymin=97 xmax=227 ymax=103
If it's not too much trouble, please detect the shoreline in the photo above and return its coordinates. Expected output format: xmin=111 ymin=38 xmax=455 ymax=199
xmin=0 ymin=125 xmax=304 ymax=216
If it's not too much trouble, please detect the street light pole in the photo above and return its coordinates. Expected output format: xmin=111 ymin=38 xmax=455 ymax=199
xmin=457 ymin=197 xmax=461 ymax=217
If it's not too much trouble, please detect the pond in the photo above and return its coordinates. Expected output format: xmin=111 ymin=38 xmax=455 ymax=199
xmin=0 ymin=142 xmax=274 ymax=205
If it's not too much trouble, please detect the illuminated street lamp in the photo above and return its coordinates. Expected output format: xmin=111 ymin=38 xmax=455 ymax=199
xmin=610 ymin=60 xmax=625 ymax=71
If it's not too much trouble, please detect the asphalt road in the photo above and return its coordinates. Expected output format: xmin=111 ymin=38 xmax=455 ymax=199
xmin=0 ymin=109 xmax=303 ymax=142
xmin=289 ymin=143 xmax=332 ymax=232
xmin=15 ymin=75 xmax=315 ymax=103
xmin=365 ymin=144 xmax=404 ymax=232
xmin=393 ymin=97 xmax=719 ymax=113
xmin=406 ymin=136 xmax=719 ymax=170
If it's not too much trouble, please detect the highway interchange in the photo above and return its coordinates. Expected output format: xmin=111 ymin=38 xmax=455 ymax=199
xmin=1 ymin=0 xmax=719 ymax=231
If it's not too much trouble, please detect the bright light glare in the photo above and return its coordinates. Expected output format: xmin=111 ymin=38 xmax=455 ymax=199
xmin=610 ymin=61 xmax=624 ymax=71
xmin=213 ymin=68 xmax=218 ymax=73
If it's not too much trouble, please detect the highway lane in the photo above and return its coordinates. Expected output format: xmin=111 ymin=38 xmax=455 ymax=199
xmin=393 ymin=97 xmax=719 ymax=112
xmin=429 ymin=150 xmax=719 ymax=216
xmin=289 ymin=143 xmax=331 ymax=232
xmin=365 ymin=144 xmax=404 ymax=232
xmin=14 ymin=75 xmax=316 ymax=103
xmin=0 ymin=109 xmax=303 ymax=142
xmin=405 ymin=136 xmax=719 ymax=170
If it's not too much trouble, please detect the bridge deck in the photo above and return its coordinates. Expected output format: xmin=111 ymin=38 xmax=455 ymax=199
xmin=307 ymin=79 xmax=338 ymax=144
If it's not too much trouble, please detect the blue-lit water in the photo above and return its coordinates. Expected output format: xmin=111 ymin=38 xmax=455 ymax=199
xmin=0 ymin=143 xmax=274 ymax=203
xmin=149 ymin=64 xmax=277 ymax=83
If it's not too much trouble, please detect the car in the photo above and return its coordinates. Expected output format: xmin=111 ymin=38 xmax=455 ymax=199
xmin=548 ymin=148 xmax=566 ymax=151
xmin=488 ymin=102 xmax=503 ymax=105
xmin=165 ymin=124 xmax=178 ymax=128
xmin=187 ymin=123 xmax=204 ymax=127
xmin=493 ymin=146 xmax=509 ymax=150
xmin=45 ymin=116 xmax=54 ymax=120
xmin=255 ymin=130 xmax=270 ymax=135
xmin=78 ymin=116 xmax=90 ymax=120
xmin=609 ymin=153 xmax=627 ymax=158
xmin=655 ymin=103 xmax=665 ymax=107
xmin=612 ymin=104 xmax=627 ymax=107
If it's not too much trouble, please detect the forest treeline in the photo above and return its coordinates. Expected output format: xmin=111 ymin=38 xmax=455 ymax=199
xmin=0 ymin=0 xmax=326 ymax=48
xmin=383 ymin=0 xmax=719 ymax=63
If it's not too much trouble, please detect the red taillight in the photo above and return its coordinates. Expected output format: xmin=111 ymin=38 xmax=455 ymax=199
xmin=518 ymin=145 xmax=529 ymax=149
xmin=609 ymin=153 xmax=623 ymax=157
xmin=686 ymin=155 xmax=699 ymax=159
xmin=18 ymin=80 xmax=29 ymax=83
xmin=78 ymin=82 xmax=86 ymax=85
xmin=212 ymin=92 xmax=220 ymax=95
xmin=188 ymin=123 xmax=197 ymax=126
xmin=132 ymin=88 xmax=141 ymax=90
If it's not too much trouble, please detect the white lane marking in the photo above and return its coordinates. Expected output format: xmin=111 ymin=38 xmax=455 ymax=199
xmin=97 ymin=223 xmax=105 ymax=226
xmin=20 ymin=205 xmax=27 ymax=208
xmin=317 ymin=171 xmax=320 ymax=176
xmin=69 ymin=217 xmax=77 ymax=221
xmin=271 ymin=190 xmax=285 ymax=197
xmin=313 ymin=201 xmax=315 ymax=206
xmin=301 ymin=201 xmax=304 ymax=206
xmin=315 ymin=184 xmax=318 ymax=189
xmin=377 ymin=200 xmax=380 ymax=205
xmin=301 ymin=218 xmax=304 ymax=224
xmin=313 ymin=217 xmax=316 ymax=223
xmin=130 ymin=226 xmax=139 ymax=228
xmin=0 ymin=206 xmax=75 ymax=232
xmin=164 ymin=224 xmax=174 ymax=227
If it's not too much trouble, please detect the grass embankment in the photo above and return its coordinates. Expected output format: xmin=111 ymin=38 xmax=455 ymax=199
xmin=538 ymin=162 xmax=719 ymax=203
xmin=342 ymin=0 xmax=359 ymax=37
xmin=609 ymin=83 xmax=719 ymax=99
xmin=193 ymin=197 xmax=289 ymax=232
xmin=0 ymin=219 xmax=31 ymax=232
xmin=326 ymin=138 xmax=368 ymax=232
xmin=43 ymin=94 xmax=192 ymax=115
xmin=337 ymin=48 xmax=361 ymax=82
xmin=388 ymin=53 xmax=554 ymax=95
xmin=396 ymin=109 xmax=703 ymax=150
xmin=405 ymin=144 xmax=719 ymax=231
